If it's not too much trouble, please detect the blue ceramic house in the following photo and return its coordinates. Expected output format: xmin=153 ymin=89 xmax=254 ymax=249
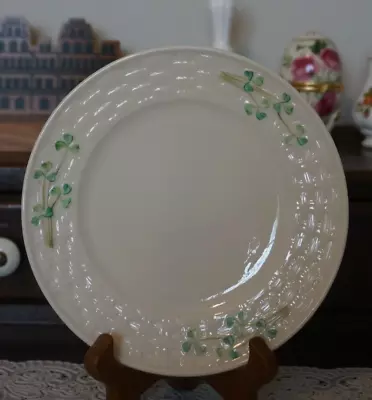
xmin=0 ymin=17 xmax=121 ymax=117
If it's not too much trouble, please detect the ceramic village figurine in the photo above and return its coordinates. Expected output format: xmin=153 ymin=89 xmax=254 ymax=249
xmin=0 ymin=17 xmax=123 ymax=120
xmin=280 ymin=32 xmax=343 ymax=131
xmin=353 ymin=58 xmax=372 ymax=148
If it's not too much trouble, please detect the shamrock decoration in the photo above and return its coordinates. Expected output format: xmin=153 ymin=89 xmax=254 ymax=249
xmin=254 ymin=318 xmax=278 ymax=339
xmin=30 ymin=132 xmax=80 ymax=248
xmin=31 ymin=182 xmax=73 ymax=227
xmin=220 ymin=69 xmax=309 ymax=147
xmin=215 ymin=311 xmax=278 ymax=360
xmin=284 ymin=124 xmax=308 ymax=146
xmin=225 ymin=310 xmax=250 ymax=335
xmin=33 ymin=160 xmax=57 ymax=183
xmin=214 ymin=311 xmax=251 ymax=360
xmin=243 ymin=70 xmax=267 ymax=121
xmin=182 ymin=329 xmax=207 ymax=355
xmin=216 ymin=335 xmax=240 ymax=360
xmin=243 ymin=70 xmax=265 ymax=92
xmin=55 ymin=133 xmax=80 ymax=153
xmin=273 ymin=92 xmax=294 ymax=116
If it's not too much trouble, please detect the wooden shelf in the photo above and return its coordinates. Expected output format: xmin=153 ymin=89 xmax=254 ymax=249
xmin=0 ymin=121 xmax=44 ymax=167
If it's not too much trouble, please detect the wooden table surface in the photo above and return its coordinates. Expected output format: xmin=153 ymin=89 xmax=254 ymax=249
xmin=0 ymin=121 xmax=45 ymax=166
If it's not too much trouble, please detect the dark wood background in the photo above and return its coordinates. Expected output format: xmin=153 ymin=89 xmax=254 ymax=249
xmin=0 ymin=125 xmax=370 ymax=367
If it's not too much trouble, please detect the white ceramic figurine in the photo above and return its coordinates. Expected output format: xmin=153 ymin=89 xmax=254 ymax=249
xmin=353 ymin=58 xmax=372 ymax=148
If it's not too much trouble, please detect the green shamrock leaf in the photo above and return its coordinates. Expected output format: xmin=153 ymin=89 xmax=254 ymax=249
xmin=243 ymin=83 xmax=254 ymax=93
xmin=32 ymin=204 xmax=44 ymax=213
xmin=216 ymin=347 xmax=224 ymax=358
xmin=49 ymin=186 xmax=61 ymax=196
xmin=237 ymin=310 xmax=246 ymax=323
xmin=222 ymin=335 xmax=235 ymax=346
xmin=62 ymin=183 xmax=72 ymax=195
xmin=284 ymin=104 xmax=294 ymax=115
xmin=61 ymin=198 xmax=72 ymax=208
xmin=68 ymin=144 xmax=80 ymax=153
xmin=44 ymin=207 xmax=54 ymax=218
xmin=273 ymin=103 xmax=281 ymax=113
xmin=229 ymin=349 xmax=240 ymax=360
xmin=182 ymin=341 xmax=192 ymax=353
xmin=244 ymin=103 xmax=254 ymax=115
xmin=296 ymin=124 xmax=305 ymax=135
xmin=255 ymin=319 xmax=266 ymax=329
xmin=297 ymin=137 xmax=308 ymax=146
xmin=261 ymin=98 xmax=270 ymax=108
xmin=62 ymin=133 xmax=74 ymax=145
xmin=186 ymin=329 xmax=196 ymax=339
xmin=282 ymin=93 xmax=291 ymax=103
xmin=33 ymin=170 xmax=44 ymax=179
xmin=284 ymin=135 xmax=295 ymax=145
xmin=31 ymin=216 xmax=40 ymax=226
xmin=194 ymin=343 xmax=207 ymax=355
xmin=253 ymin=76 xmax=264 ymax=86
xmin=41 ymin=161 xmax=52 ymax=172
xmin=216 ymin=344 xmax=240 ymax=359
xmin=266 ymin=327 xmax=278 ymax=339
xmin=244 ymin=70 xmax=254 ymax=81
xmin=55 ymin=141 xmax=67 ymax=151
xmin=256 ymin=111 xmax=267 ymax=120
xmin=226 ymin=316 xmax=235 ymax=328
xmin=46 ymin=172 xmax=57 ymax=182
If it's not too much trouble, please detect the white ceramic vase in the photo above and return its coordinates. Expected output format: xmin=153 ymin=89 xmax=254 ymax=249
xmin=353 ymin=58 xmax=372 ymax=148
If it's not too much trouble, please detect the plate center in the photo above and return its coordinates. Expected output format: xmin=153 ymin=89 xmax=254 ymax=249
xmin=79 ymin=99 xmax=279 ymax=318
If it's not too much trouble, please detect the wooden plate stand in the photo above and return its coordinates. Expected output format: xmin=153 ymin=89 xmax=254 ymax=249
xmin=84 ymin=333 xmax=277 ymax=399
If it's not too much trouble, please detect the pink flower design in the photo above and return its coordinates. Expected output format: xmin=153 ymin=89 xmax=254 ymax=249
xmin=315 ymin=92 xmax=337 ymax=117
xmin=320 ymin=48 xmax=341 ymax=71
xmin=291 ymin=56 xmax=320 ymax=82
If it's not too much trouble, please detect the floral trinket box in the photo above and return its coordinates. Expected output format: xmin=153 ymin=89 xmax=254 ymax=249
xmin=280 ymin=32 xmax=343 ymax=131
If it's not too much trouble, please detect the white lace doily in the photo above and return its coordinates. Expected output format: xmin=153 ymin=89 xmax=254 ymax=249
xmin=0 ymin=360 xmax=371 ymax=399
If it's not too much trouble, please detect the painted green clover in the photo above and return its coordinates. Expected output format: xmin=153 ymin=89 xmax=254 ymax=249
xmin=284 ymin=124 xmax=308 ymax=146
xmin=273 ymin=92 xmax=294 ymax=115
xmin=55 ymin=133 xmax=80 ymax=153
xmin=31 ymin=133 xmax=80 ymax=248
xmin=254 ymin=318 xmax=278 ymax=340
xmin=225 ymin=310 xmax=251 ymax=336
xmin=220 ymin=70 xmax=309 ymax=147
xmin=216 ymin=335 xmax=240 ymax=360
xmin=214 ymin=310 xmax=251 ymax=360
xmin=31 ymin=181 xmax=73 ymax=229
xmin=243 ymin=70 xmax=267 ymax=121
xmin=180 ymin=306 xmax=288 ymax=359
xmin=182 ymin=329 xmax=207 ymax=355
xmin=243 ymin=70 xmax=264 ymax=93
xmin=33 ymin=160 xmax=57 ymax=183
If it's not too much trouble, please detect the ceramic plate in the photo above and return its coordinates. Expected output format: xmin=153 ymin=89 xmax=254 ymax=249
xmin=22 ymin=47 xmax=348 ymax=377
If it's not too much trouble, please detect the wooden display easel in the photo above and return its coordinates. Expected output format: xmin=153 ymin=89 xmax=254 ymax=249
xmin=84 ymin=333 xmax=277 ymax=399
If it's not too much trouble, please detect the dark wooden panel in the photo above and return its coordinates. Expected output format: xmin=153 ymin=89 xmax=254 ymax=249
xmin=320 ymin=201 xmax=372 ymax=311
xmin=0 ymin=202 xmax=44 ymax=301
xmin=277 ymin=310 xmax=372 ymax=367
xmin=0 ymin=169 xmax=25 ymax=193
xmin=0 ymin=323 xmax=87 ymax=363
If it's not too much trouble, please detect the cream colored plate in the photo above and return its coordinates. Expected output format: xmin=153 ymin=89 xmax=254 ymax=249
xmin=22 ymin=47 xmax=348 ymax=377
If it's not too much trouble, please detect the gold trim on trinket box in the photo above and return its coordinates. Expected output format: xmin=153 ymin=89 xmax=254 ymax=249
xmin=291 ymin=82 xmax=344 ymax=93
